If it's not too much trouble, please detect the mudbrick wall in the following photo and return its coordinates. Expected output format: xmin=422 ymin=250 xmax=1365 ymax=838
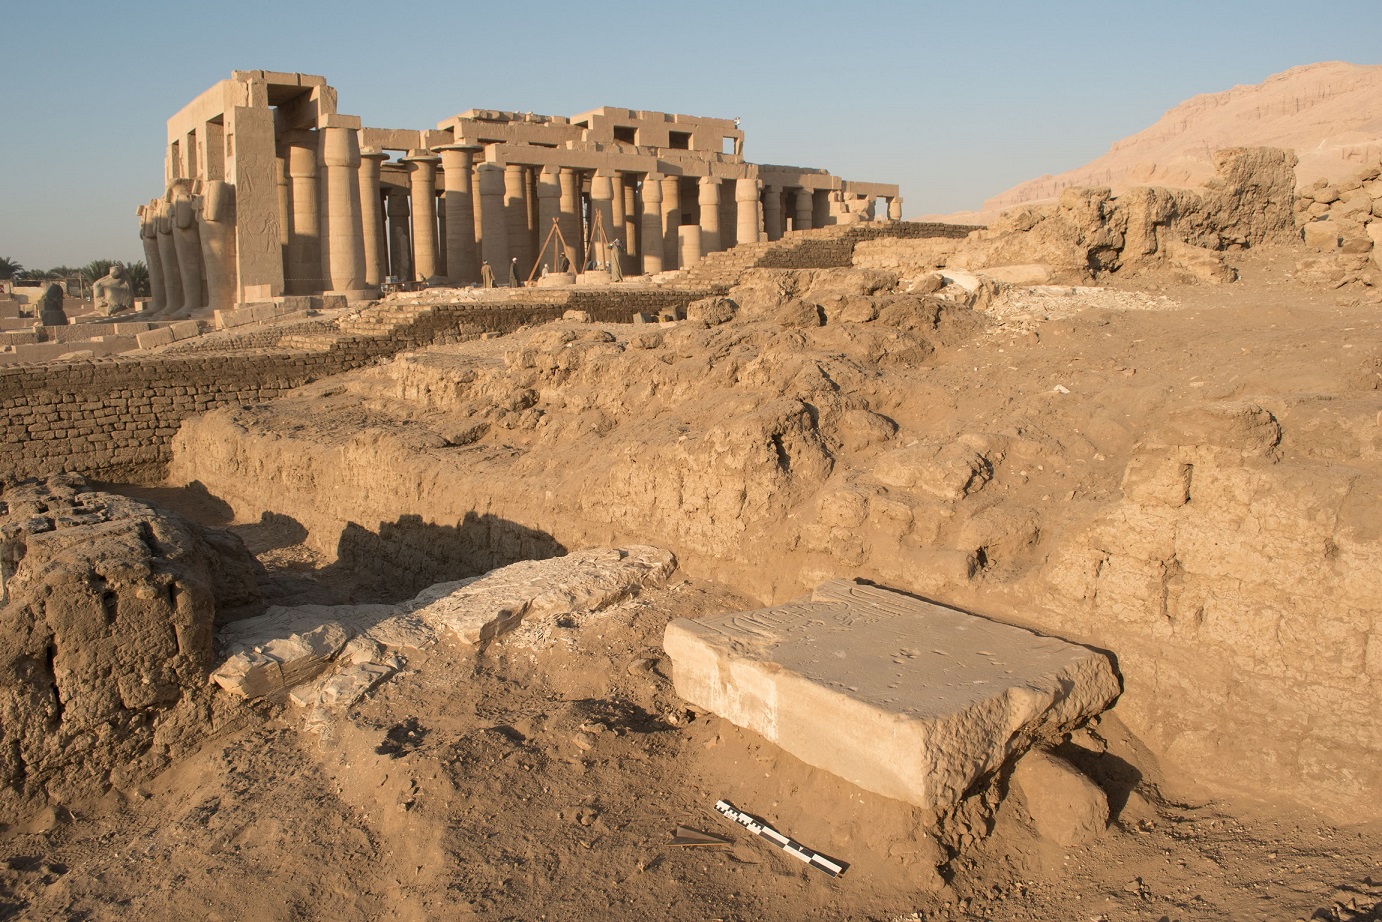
xmin=0 ymin=289 xmax=712 ymax=482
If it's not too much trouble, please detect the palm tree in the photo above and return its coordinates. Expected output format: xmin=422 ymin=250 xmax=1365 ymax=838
xmin=81 ymin=259 xmax=118 ymax=283
xmin=0 ymin=256 xmax=21 ymax=280
xmin=125 ymin=262 xmax=150 ymax=297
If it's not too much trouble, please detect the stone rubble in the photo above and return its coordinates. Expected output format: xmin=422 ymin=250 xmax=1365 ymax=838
xmin=211 ymin=546 xmax=676 ymax=710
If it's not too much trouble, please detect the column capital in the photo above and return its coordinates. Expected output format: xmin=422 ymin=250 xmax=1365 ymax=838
xmin=321 ymin=126 xmax=361 ymax=169
xmin=642 ymin=172 xmax=663 ymax=202
xmin=402 ymin=148 xmax=441 ymax=160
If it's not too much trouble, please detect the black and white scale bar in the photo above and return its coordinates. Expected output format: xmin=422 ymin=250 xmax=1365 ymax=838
xmin=714 ymin=800 xmax=848 ymax=877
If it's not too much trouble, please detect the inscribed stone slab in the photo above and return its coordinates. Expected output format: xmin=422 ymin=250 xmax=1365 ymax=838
xmin=662 ymin=579 xmax=1120 ymax=811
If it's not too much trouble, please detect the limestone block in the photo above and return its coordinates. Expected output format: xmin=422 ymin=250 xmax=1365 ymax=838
xmin=1335 ymin=191 xmax=1373 ymax=219
xmin=362 ymin=611 xmax=436 ymax=651
xmin=686 ymin=297 xmax=737 ymax=325
xmin=415 ymin=545 xmax=675 ymax=644
xmin=168 ymin=320 xmax=201 ymax=341
xmin=134 ymin=327 xmax=176 ymax=350
xmin=292 ymin=661 xmax=396 ymax=711
xmin=1009 ymin=749 xmax=1109 ymax=846
xmin=662 ymin=580 xmax=1120 ymax=811
xmin=214 ymin=307 xmax=256 ymax=329
xmin=1368 ymin=223 xmax=1382 ymax=269
xmin=211 ymin=608 xmax=352 ymax=698
xmin=1302 ymin=220 xmax=1341 ymax=249
xmin=874 ymin=441 xmax=992 ymax=500
xmin=983 ymin=264 xmax=1054 ymax=285
xmin=1341 ymin=235 xmax=1374 ymax=255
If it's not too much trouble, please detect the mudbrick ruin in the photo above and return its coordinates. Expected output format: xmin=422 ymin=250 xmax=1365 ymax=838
xmin=0 ymin=68 xmax=1380 ymax=922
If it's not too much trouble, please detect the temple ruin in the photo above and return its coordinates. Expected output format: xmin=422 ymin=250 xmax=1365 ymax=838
xmin=143 ymin=70 xmax=902 ymax=312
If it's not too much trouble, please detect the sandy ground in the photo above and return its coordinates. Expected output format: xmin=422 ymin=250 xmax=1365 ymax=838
xmin=3 ymin=248 xmax=1381 ymax=922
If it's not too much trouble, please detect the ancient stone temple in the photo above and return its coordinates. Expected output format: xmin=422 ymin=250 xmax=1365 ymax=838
xmin=145 ymin=70 xmax=902 ymax=308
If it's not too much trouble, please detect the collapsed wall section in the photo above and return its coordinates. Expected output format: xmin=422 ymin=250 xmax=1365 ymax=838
xmin=0 ymin=291 xmax=711 ymax=482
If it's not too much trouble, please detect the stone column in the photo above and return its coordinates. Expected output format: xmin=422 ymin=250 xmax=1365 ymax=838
xmin=888 ymin=196 xmax=903 ymax=221
xmin=640 ymin=174 xmax=664 ymax=275
xmin=558 ymin=168 xmax=584 ymax=271
xmin=385 ymin=190 xmax=412 ymax=280
xmin=590 ymin=170 xmax=614 ymax=268
xmin=609 ymin=172 xmax=626 ymax=274
xmin=358 ymin=148 xmax=387 ymax=288
xmin=477 ymin=161 xmax=509 ymax=271
xmin=138 ymin=204 xmax=166 ymax=314
xmin=794 ymin=188 xmax=813 ymax=232
xmin=275 ymin=156 xmax=291 ymax=251
xmin=535 ymin=166 xmax=564 ymax=271
xmin=763 ymin=184 xmax=783 ymax=242
xmin=435 ymin=197 xmax=447 ymax=278
xmin=198 ymin=180 xmax=237 ymax=308
xmin=678 ymin=225 xmax=702 ymax=268
xmin=736 ymin=178 xmax=761 ymax=247
xmin=321 ymin=126 xmax=367 ymax=296
xmin=438 ymin=144 xmax=481 ymax=285
xmin=698 ymin=176 xmax=722 ymax=254
xmin=622 ymin=179 xmax=638 ymax=264
xmin=286 ymin=138 xmax=321 ymax=294
xmin=172 ymin=185 xmax=205 ymax=313
xmin=661 ymin=175 xmax=681 ymax=270
xmin=472 ymin=159 xmax=486 ymax=264
xmin=503 ymin=163 xmax=532 ymax=277
xmin=524 ymin=167 xmax=540 ymax=265
xmin=404 ymin=150 xmax=441 ymax=282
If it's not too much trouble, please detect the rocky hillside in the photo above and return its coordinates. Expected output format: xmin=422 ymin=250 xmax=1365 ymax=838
xmin=983 ymin=61 xmax=1382 ymax=212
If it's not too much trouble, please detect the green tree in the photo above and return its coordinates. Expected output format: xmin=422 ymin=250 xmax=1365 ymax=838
xmin=0 ymin=256 xmax=21 ymax=280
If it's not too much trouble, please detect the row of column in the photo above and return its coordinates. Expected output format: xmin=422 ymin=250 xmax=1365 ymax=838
xmin=272 ymin=131 xmax=892 ymax=292
xmin=278 ymin=127 xmax=369 ymax=296
xmin=370 ymin=163 xmax=775 ymax=281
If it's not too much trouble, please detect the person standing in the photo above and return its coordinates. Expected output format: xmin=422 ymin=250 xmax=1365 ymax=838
xmin=481 ymin=261 xmax=495 ymax=288
xmin=609 ymin=238 xmax=624 ymax=282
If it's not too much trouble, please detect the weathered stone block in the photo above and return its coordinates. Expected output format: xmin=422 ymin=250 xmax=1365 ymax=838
xmin=1302 ymin=220 xmax=1341 ymax=249
xmin=663 ymin=579 xmax=1120 ymax=811
xmin=416 ymin=545 xmax=675 ymax=644
xmin=211 ymin=611 xmax=353 ymax=698
xmin=1009 ymin=749 xmax=1109 ymax=846
xmin=134 ymin=327 xmax=176 ymax=350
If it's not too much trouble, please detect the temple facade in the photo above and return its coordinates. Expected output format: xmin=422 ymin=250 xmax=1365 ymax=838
xmin=141 ymin=70 xmax=902 ymax=311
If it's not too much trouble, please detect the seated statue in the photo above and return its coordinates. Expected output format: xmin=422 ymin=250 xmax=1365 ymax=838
xmin=92 ymin=264 xmax=134 ymax=315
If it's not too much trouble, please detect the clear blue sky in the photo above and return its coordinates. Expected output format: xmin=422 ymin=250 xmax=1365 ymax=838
xmin=1 ymin=0 xmax=1377 ymax=269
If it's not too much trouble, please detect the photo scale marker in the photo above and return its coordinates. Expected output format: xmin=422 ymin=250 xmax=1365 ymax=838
xmin=714 ymin=800 xmax=848 ymax=877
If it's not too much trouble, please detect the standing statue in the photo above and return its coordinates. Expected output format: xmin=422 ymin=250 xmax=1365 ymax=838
xmin=155 ymin=198 xmax=185 ymax=317
xmin=137 ymin=203 xmax=167 ymax=314
xmin=38 ymin=284 xmax=67 ymax=326
xmin=171 ymin=184 xmax=206 ymax=314
xmin=198 ymin=180 xmax=238 ymax=309
xmin=91 ymin=264 xmax=134 ymax=315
